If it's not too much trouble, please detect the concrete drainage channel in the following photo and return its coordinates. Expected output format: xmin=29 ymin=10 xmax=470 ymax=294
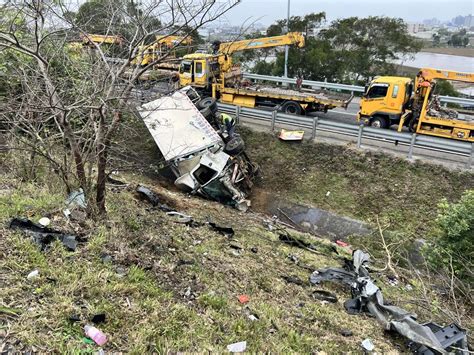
xmin=266 ymin=198 xmax=371 ymax=240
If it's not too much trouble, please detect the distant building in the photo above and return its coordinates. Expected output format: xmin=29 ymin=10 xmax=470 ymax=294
xmin=407 ymin=23 xmax=426 ymax=33
xmin=464 ymin=15 xmax=473 ymax=28
xmin=423 ymin=18 xmax=441 ymax=26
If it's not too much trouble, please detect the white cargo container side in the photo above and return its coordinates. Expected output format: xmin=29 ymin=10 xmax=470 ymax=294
xmin=138 ymin=91 xmax=222 ymax=162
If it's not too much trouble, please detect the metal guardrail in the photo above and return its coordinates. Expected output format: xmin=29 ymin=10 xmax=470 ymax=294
xmin=217 ymin=102 xmax=474 ymax=168
xmin=242 ymin=73 xmax=474 ymax=106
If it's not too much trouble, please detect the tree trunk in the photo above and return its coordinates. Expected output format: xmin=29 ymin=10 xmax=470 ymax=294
xmin=95 ymin=109 xmax=112 ymax=215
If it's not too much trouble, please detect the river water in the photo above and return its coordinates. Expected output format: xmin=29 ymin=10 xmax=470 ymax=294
xmin=395 ymin=52 xmax=474 ymax=73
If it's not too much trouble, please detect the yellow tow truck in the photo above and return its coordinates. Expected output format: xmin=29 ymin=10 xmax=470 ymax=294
xmin=178 ymin=33 xmax=353 ymax=114
xmin=358 ymin=68 xmax=474 ymax=142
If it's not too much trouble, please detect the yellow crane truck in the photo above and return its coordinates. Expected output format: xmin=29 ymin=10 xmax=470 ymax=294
xmin=178 ymin=33 xmax=353 ymax=114
xmin=357 ymin=68 xmax=474 ymax=142
xmin=132 ymin=35 xmax=193 ymax=67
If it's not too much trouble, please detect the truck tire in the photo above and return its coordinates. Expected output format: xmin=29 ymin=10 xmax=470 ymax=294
xmin=200 ymin=106 xmax=212 ymax=119
xmin=281 ymin=101 xmax=302 ymax=115
xmin=224 ymin=137 xmax=245 ymax=155
xmin=197 ymin=97 xmax=217 ymax=114
xmin=370 ymin=115 xmax=389 ymax=129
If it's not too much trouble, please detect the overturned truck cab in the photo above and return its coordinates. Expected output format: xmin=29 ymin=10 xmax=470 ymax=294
xmin=137 ymin=86 xmax=257 ymax=211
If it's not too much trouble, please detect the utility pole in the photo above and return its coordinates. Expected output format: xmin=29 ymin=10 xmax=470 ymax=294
xmin=284 ymin=0 xmax=290 ymax=77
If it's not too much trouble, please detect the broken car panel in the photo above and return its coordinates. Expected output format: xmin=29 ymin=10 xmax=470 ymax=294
xmin=310 ymin=250 xmax=468 ymax=354
xmin=137 ymin=86 xmax=257 ymax=210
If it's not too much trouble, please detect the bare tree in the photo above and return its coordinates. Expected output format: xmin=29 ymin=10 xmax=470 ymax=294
xmin=0 ymin=0 xmax=239 ymax=215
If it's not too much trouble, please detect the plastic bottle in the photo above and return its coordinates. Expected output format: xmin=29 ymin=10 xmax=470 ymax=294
xmin=84 ymin=324 xmax=107 ymax=346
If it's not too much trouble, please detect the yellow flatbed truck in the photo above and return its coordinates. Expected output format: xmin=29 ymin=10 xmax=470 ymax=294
xmin=358 ymin=68 xmax=474 ymax=142
xmin=178 ymin=33 xmax=353 ymax=114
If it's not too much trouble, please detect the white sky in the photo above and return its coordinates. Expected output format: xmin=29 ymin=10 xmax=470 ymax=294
xmin=222 ymin=0 xmax=474 ymax=26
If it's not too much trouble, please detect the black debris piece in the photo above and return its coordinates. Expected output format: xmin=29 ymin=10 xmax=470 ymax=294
xmin=279 ymin=233 xmax=317 ymax=251
xmin=91 ymin=313 xmax=106 ymax=324
xmin=69 ymin=314 xmax=81 ymax=323
xmin=136 ymin=185 xmax=175 ymax=212
xmin=312 ymin=290 xmax=338 ymax=303
xmin=106 ymin=176 xmax=128 ymax=186
xmin=176 ymin=259 xmax=195 ymax=267
xmin=309 ymin=250 xmax=468 ymax=354
xmin=340 ymin=329 xmax=353 ymax=337
xmin=282 ymin=275 xmax=304 ymax=286
xmin=9 ymin=218 xmax=78 ymax=251
xmin=208 ymin=222 xmax=234 ymax=237
xmin=251 ymin=247 xmax=258 ymax=253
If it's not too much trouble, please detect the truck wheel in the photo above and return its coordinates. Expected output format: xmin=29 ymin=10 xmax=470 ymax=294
xmin=281 ymin=101 xmax=302 ymax=115
xmin=199 ymin=106 xmax=212 ymax=119
xmin=370 ymin=115 xmax=389 ymax=129
xmin=197 ymin=97 xmax=217 ymax=113
xmin=224 ymin=137 xmax=245 ymax=155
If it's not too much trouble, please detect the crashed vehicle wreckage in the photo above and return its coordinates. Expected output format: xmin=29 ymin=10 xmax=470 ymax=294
xmin=137 ymin=86 xmax=258 ymax=211
xmin=310 ymin=250 xmax=469 ymax=354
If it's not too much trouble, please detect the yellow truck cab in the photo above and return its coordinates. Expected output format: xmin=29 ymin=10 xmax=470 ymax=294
xmin=358 ymin=76 xmax=413 ymax=128
xmin=358 ymin=69 xmax=474 ymax=142
xmin=179 ymin=53 xmax=219 ymax=89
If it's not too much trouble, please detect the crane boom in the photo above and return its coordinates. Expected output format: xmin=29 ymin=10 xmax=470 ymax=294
xmin=417 ymin=68 xmax=474 ymax=83
xmin=81 ymin=34 xmax=123 ymax=45
xmin=156 ymin=35 xmax=193 ymax=47
xmin=218 ymin=32 xmax=305 ymax=55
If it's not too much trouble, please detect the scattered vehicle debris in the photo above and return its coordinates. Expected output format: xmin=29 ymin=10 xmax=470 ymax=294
xmin=361 ymin=338 xmax=375 ymax=352
xmin=38 ymin=217 xmax=50 ymax=227
xmin=91 ymin=313 xmax=106 ymax=324
xmin=136 ymin=185 xmax=175 ymax=212
xmin=279 ymin=233 xmax=317 ymax=252
xmin=279 ymin=129 xmax=305 ymax=141
xmin=69 ymin=314 xmax=81 ymax=323
xmin=310 ymin=250 xmax=469 ymax=354
xmin=9 ymin=218 xmax=79 ymax=251
xmin=227 ymin=341 xmax=247 ymax=353
xmin=340 ymin=329 xmax=353 ymax=337
xmin=238 ymin=294 xmax=250 ymax=304
xmin=136 ymin=184 xmax=235 ymax=236
xmin=66 ymin=188 xmax=87 ymax=209
xmin=282 ymin=275 xmax=304 ymax=286
xmin=137 ymin=86 xmax=258 ymax=211
xmin=408 ymin=322 xmax=468 ymax=354
xmin=208 ymin=222 xmax=234 ymax=237
xmin=26 ymin=269 xmax=39 ymax=280
xmin=166 ymin=211 xmax=193 ymax=224
xmin=311 ymin=290 xmax=338 ymax=303
xmin=84 ymin=324 xmax=107 ymax=346
xmin=335 ymin=240 xmax=349 ymax=248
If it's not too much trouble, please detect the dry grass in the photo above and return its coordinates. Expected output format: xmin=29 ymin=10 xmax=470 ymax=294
xmin=0 ymin=171 xmax=449 ymax=353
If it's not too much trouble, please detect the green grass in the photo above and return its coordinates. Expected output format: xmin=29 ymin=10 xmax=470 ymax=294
xmin=1 ymin=172 xmax=443 ymax=353
xmin=241 ymin=127 xmax=474 ymax=236
xmin=1 ymin=130 xmax=472 ymax=352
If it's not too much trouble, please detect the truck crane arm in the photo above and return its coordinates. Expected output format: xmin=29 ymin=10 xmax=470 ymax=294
xmin=417 ymin=68 xmax=474 ymax=83
xmin=218 ymin=32 xmax=305 ymax=55
xmin=81 ymin=34 xmax=124 ymax=46
xmin=156 ymin=35 xmax=193 ymax=47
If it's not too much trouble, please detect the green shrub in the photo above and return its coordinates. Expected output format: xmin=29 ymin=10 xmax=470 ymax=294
xmin=424 ymin=189 xmax=474 ymax=281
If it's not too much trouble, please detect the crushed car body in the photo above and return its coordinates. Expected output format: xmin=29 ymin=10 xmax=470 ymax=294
xmin=137 ymin=86 xmax=257 ymax=211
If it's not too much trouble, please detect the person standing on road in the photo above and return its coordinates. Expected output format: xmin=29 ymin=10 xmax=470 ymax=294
xmin=221 ymin=113 xmax=236 ymax=137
